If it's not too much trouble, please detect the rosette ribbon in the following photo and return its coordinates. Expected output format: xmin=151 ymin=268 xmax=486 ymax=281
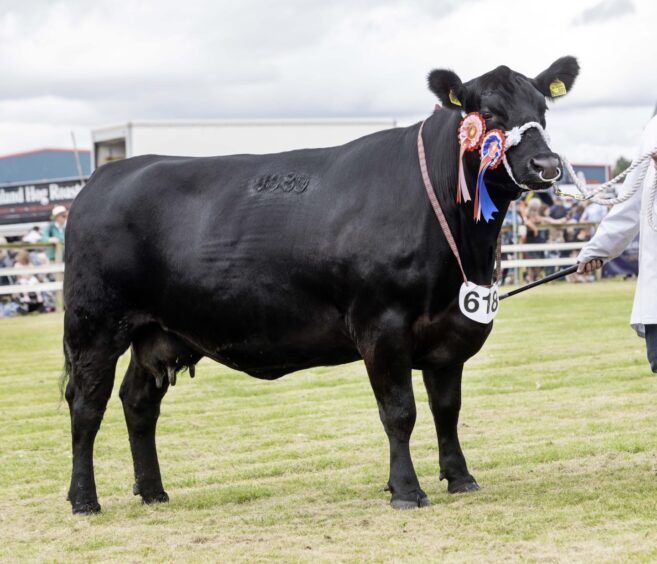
xmin=474 ymin=129 xmax=505 ymax=222
xmin=456 ymin=113 xmax=485 ymax=204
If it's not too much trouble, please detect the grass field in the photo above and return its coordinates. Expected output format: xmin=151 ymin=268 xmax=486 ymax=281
xmin=2 ymin=280 xmax=657 ymax=562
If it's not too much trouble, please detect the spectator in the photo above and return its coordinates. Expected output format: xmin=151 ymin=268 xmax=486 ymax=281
xmin=0 ymin=239 xmax=19 ymax=317
xmin=566 ymin=203 xmax=585 ymax=222
xmin=549 ymin=196 xmax=568 ymax=220
xmin=501 ymin=203 xmax=524 ymax=285
xmin=545 ymin=222 xmax=565 ymax=275
xmin=13 ymin=250 xmax=45 ymax=312
xmin=580 ymin=201 xmax=609 ymax=224
xmin=43 ymin=205 xmax=67 ymax=261
xmin=22 ymin=226 xmax=42 ymax=244
xmin=0 ymin=236 xmax=12 ymax=286
xmin=522 ymin=198 xmax=565 ymax=281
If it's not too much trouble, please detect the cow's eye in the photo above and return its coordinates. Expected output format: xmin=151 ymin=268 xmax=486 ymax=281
xmin=481 ymin=111 xmax=494 ymax=120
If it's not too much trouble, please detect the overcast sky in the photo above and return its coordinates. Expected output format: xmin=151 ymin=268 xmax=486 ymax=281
xmin=0 ymin=0 xmax=654 ymax=164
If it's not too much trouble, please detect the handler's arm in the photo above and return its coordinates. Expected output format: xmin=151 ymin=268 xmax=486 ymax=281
xmin=576 ymin=145 xmax=650 ymax=272
xmin=576 ymin=184 xmax=641 ymax=271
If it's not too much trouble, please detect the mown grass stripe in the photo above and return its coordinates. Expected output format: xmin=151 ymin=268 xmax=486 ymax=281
xmin=2 ymin=280 xmax=657 ymax=561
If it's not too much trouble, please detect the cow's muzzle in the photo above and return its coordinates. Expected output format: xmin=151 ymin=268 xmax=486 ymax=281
xmin=529 ymin=154 xmax=562 ymax=183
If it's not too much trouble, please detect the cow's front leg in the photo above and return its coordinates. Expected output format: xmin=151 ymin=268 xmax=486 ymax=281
xmin=423 ymin=364 xmax=479 ymax=493
xmin=362 ymin=330 xmax=429 ymax=509
xmin=119 ymin=355 xmax=170 ymax=504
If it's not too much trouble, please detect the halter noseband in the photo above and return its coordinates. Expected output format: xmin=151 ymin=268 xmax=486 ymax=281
xmin=502 ymin=121 xmax=560 ymax=191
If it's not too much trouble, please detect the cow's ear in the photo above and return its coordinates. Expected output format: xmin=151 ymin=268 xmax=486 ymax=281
xmin=534 ymin=56 xmax=579 ymax=99
xmin=428 ymin=69 xmax=466 ymax=110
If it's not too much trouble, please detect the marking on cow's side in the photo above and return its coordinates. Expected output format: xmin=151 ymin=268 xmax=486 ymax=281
xmin=253 ymin=173 xmax=310 ymax=194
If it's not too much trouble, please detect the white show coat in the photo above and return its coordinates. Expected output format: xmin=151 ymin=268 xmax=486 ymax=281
xmin=578 ymin=116 xmax=657 ymax=337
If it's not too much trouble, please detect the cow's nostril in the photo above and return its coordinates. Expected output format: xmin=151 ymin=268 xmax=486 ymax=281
xmin=530 ymin=156 xmax=561 ymax=182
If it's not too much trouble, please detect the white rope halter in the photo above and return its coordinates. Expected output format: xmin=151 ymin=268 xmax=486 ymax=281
xmin=500 ymin=120 xmax=657 ymax=231
xmin=502 ymin=121 xmax=558 ymax=191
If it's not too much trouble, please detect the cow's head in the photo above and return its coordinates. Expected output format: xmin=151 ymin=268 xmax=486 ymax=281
xmin=428 ymin=56 xmax=579 ymax=191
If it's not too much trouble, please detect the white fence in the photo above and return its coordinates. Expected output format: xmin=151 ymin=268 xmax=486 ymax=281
xmin=0 ymin=242 xmax=64 ymax=308
xmin=0 ymin=224 xmax=596 ymax=311
xmin=501 ymin=241 xmax=585 ymax=269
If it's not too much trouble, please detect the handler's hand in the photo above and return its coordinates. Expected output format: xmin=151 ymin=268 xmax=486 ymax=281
xmin=577 ymin=259 xmax=603 ymax=274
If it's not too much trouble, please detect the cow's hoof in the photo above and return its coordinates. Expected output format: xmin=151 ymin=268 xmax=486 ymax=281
xmin=141 ymin=491 xmax=169 ymax=504
xmin=448 ymin=478 xmax=480 ymax=494
xmin=133 ymin=482 xmax=169 ymax=504
xmin=71 ymin=500 xmax=101 ymax=515
xmin=390 ymin=492 xmax=431 ymax=509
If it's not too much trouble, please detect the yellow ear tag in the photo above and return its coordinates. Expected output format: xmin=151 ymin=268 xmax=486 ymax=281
xmin=549 ymin=78 xmax=567 ymax=97
xmin=448 ymin=90 xmax=462 ymax=107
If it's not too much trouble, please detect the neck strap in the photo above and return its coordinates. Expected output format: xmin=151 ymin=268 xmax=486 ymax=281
xmin=418 ymin=119 xmax=503 ymax=285
xmin=417 ymin=119 xmax=468 ymax=283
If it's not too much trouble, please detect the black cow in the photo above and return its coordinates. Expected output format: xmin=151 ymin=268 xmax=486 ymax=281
xmin=63 ymin=57 xmax=579 ymax=514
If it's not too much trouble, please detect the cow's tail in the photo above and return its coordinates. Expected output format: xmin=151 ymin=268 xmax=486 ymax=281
xmin=59 ymin=341 xmax=72 ymax=407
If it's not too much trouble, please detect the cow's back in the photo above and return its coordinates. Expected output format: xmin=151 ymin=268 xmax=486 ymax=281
xmin=67 ymin=126 xmax=426 ymax=293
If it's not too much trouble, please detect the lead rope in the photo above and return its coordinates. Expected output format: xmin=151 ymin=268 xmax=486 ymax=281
xmin=557 ymin=147 xmax=657 ymax=231
xmin=501 ymin=121 xmax=657 ymax=231
xmin=418 ymin=120 xmax=502 ymax=286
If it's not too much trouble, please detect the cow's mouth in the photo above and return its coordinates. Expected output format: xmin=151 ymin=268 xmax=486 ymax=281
xmin=523 ymin=168 xmax=562 ymax=191
xmin=506 ymin=160 xmax=562 ymax=192
xmin=523 ymin=180 xmax=555 ymax=191
xmin=502 ymin=164 xmax=557 ymax=192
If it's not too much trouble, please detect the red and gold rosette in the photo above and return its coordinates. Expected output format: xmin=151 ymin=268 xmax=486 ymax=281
xmin=458 ymin=112 xmax=485 ymax=151
xmin=456 ymin=112 xmax=486 ymax=203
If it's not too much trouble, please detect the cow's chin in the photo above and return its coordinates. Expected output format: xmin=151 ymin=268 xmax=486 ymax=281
xmin=521 ymin=180 xmax=556 ymax=192
xmin=494 ymin=162 xmax=555 ymax=193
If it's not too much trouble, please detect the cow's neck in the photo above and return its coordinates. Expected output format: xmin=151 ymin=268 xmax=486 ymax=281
xmin=456 ymin=194 xmax=509 ymax=286
xmin=422 ymin=110 xmax=513 ymax=286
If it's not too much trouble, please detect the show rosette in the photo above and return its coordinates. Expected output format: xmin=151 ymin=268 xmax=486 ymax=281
xmin=474 ymin=129 xmax=505 ymax=222
xmin=456 ymin=112 xmax=485 ymax=204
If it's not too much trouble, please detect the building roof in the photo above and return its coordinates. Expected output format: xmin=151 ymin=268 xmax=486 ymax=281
xmin=0 ymin=148 xmax=91 ymax=185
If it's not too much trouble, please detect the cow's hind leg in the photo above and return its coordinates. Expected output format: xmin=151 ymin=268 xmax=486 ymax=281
xmin=64 ymin=311 xmax=125 ymax=514
xmin=120 ymin=354 xmax=170 ymax=504
xmin=423 ymin=364 xmax=479 ymax=493
xmin=362 ymin=330 xmax=428 ymax=509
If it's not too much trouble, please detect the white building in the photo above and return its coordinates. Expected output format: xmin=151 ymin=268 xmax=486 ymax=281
xmin=91 ymin=118 xmax=397 ymax=168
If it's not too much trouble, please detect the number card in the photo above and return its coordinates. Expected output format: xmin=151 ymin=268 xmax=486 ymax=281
xmin=458 ymin=281 xmax=499 ymax=324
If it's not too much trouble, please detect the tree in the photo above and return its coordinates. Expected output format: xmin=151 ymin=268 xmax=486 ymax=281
xmin=612 ymin=156 xmax=631 ymax=178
